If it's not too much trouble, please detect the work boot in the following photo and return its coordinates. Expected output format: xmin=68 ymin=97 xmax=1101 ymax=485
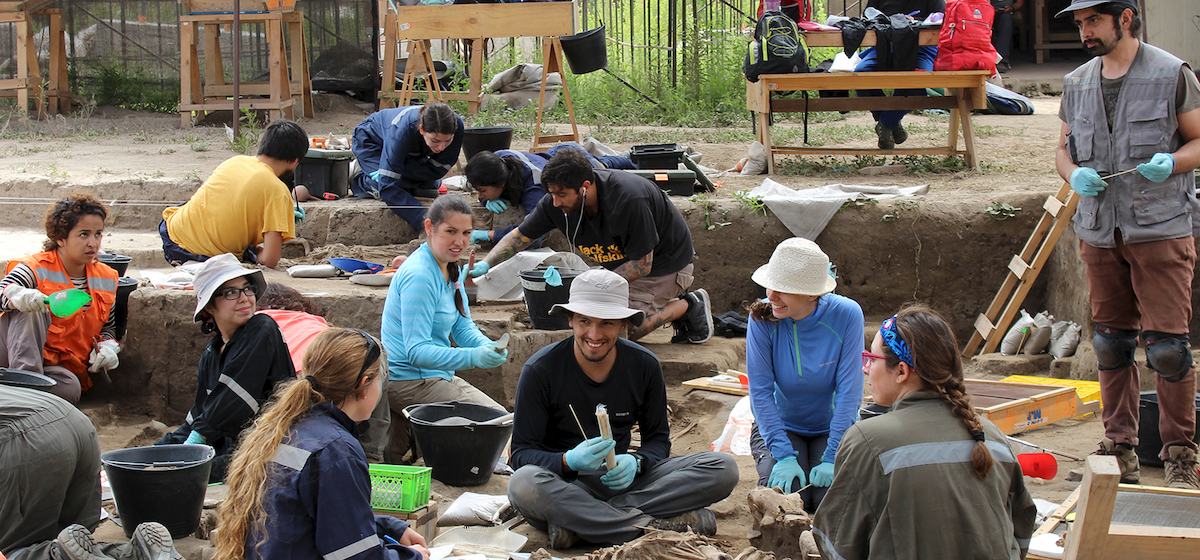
xmin=648 ymin=508 xmax=717 ymax=535
xmin=131 ymin=522 xmax=176 ymax=560
xmin=1164 ymin=445 xmax=1200 ymax=490
xmin=1068 ymin=438 xmax=1140 ymax=484
xmin=892 ymin=123 xmax=908 ymax=145
xmin=875 ymin=122 xmax=895 ymax=150
xmin=547 ymin=523 xmax=580 ymax=549
xmin=670 ymin=318 xmax=692 ymax=344
xmin=679 ymin=289 xmax=713 ymax=344
xmin=52 ymin=525 xmax=114 ymax=560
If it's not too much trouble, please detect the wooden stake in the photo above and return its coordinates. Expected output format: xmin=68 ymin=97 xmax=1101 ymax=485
xmin=568 ymin=403 xmax=589 ymax=439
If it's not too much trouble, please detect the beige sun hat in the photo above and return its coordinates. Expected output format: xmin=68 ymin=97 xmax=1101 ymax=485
xmin=549 ymin=269 xmax=645 ymax=327
xmin=751 ymin=237 xmax=837 ymax=296
xmin=192 ymin=253 xmax=266 ymax=321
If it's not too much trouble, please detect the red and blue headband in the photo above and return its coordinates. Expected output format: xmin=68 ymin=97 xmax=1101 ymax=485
xmin=880 ymin=315 xmax=913 ymax=368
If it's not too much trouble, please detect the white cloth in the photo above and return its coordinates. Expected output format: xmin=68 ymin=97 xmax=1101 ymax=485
xmin=748 ymin=179 xmax=929 ymax=240
xmin=472 ymin=250 xmax=589 ymax=300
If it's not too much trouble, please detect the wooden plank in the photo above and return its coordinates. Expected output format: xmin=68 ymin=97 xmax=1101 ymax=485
xmin=801 ymin=28 xmax=939 ymax=47
xmin=182 ymin=0 xmax=272 ymax=13
xmin=771 ymin=95 xmax=960 ymax=113
xmin=1063 ymin=456 xmax=1120 ymax=560
xmin=1008 ymin=255 xmax=1030 ymax=279
xmin=974 ymin=314 xmax=996 ymax=339
xmin=179 ymin=99 xmax=295 ymax=111
xmin=1105 ymin=527 xmax=1200 ymax=555
xmin=393 ymin=2 xmax=575 ymax=40
xmin=15 ymin=14 xmax=27 ymax=120
xmin=746 ymin=80 xmax=770 ymax=112
xmin=966 ymin=380 xmax=1078 ymax=434
xmin=757 ymin=70 xmax=988 ymax=92
xmin=682 ymin=377 xmax=749 ymax=396
xmin=770 ymin=146 xmax=964 ymax=157
xmin=204 ymin=83 xmax=304 ymax=96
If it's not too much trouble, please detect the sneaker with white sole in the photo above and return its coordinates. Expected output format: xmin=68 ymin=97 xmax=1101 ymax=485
xmin=52 ymin=525 xmax=113 ymax=560
xmin=678 ymin=289 xmax=713 ymax=344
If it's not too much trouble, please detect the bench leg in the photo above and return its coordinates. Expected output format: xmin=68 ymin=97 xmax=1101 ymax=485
xmin=756 ymin=110 xmax=774 ymax=175
xmin=956 ymin=90 xmax=980 ymax=171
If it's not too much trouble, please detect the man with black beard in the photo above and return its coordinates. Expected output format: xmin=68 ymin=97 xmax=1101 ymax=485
xmin=1055 ymin=0 xmax=1200 ymax=490
xmin=159 ymin=119 xmax=307 ymax=268
xmin=505 ymin=269 xmax=738 ymax=550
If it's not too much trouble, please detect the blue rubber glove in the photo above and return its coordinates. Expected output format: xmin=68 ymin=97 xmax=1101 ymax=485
xmin=1069 ymin=167 xmax=1107 ymax=197
xmin=294 ymin=204 xmax=306 ymax=224
xmin=468 ymin=260 xmax=490 ymax=278
xmin=184 ymin=430 xmax=207 ymax=445
xmin=1137 ymin=152 xmax=1175 ymax=183
xmin=485 ymin=199 xmax=509 ymax=213
xmin=810 ymin=461 xmax=835 ymax=487
xmin=601 ymin=454 xmax=638 ymax=490
xmin=369 ymin=170 xmax=381 ymax=183
xmin=470 ymin=230 xmax=491 ymax=244
xmin=564 ymin=437 xmax=616 ymax=472
xmin=471 ymin=345 xmax=507 ymax=369
xmin=768 ymin=456 xmax=805 ymax=493
xmin=543 ymin=266 xmax=562 ymax=287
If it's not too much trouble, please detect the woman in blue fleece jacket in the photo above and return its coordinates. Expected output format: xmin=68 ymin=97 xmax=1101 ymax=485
xmin=214 ymin=328 xmax=428 ymax=560
xmin=747 ymin=238 xmax=864 ymax=513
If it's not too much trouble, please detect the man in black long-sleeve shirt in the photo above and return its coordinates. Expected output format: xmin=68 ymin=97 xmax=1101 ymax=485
xmin=506 ymin=269 xmax=739 ymax=550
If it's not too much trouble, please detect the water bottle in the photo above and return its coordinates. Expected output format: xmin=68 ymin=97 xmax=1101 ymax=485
xmin=764 ymin=0 xmax=780 ymax=13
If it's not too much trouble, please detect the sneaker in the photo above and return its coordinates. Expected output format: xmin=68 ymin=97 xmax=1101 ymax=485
xmin=892 ymin=123 xmax=908 ymax=145
xmin=52 ymin=525 xmax=113 ymax=560
xmin=648 ymin=508 xmax=717 ymax=535
xmin=1164 ymin=445 xmax=1200 ymax=490
xmin=670 ymin=318 xmax=691 ymax=344
xmin=131 ymin=522 xmax=176 ymax=560
xmin=680 ymin=289 xmax=713 ymax=344
xmin=547 ymin=522 xmax=580 ymax=549
xmin=875 ymin=122 xmax=895 ymax=150
xmin=1069 ymin=438 xmax=1140 ymax=484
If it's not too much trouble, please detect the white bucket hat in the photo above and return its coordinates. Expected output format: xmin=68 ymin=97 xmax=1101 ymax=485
xmin=192 ymin=253 xmax=266 ymax=321
xmin=549 ymin=269 xmax=645 ymax=327
xmin=751 ymin=237 xmax=837 ymax=296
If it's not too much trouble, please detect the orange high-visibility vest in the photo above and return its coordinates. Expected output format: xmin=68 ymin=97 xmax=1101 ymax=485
xmin=5 ymin=250 xmax=117 ymax=391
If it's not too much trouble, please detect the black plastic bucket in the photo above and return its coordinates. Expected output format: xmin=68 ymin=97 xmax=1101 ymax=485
xmin=462 ymin=126 xmax=515 ymax=161
xmin=560 ymin=25 xmax=608 ymax=75
xmin=114 ymin=277 xmax=139 ymax=341
xmin=405 ymin=402 xmax=513 ymax=486
xmin=97 ymin=254 xmax=132 ymax=276
xmin=1135 ymin=390 xmax=1200 ymax=466
xmin=101 ymin=445 xmax=214 ymax=538
xmin=519 ymin=266 xmax=584 ymax=330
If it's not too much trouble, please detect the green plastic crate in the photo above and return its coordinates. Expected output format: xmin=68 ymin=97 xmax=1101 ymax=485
xmin=369 ymin=464 xmax=431 ymax=513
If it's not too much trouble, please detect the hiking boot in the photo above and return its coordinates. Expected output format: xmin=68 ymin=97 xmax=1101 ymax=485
xmin=52 ymin=525 xmax=113 ymax=560
xmin=892 ymin=123 xmax=908 ymax=145
xmin=648 ymin=508 xmax=717 ymax=535
xmin=1164 ymin=445 xmax=1200 ymax=490
xmin=131 ymin=522 xmax=176 ymax=560
xmin=875 ymin=122 xmax=895 ymax=150
xmin=670 ymin=318 xmax=692 ymax=344
xmin=547 ymin=523 xmax=580 ymax=549
xmin=679 ymin=289 xmax=713 ymax=344
xmin=1069 ymin=438 xmax=1140 ymax=484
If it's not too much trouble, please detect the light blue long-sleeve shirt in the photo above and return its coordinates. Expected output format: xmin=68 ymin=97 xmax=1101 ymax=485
xmin=747 ymin=294 xmax=865 ymax=465
xmin=381 ymin=244 xmax=491 ymax=382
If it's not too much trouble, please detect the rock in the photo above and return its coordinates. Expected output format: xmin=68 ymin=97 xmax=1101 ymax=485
xmin=708 ymin=498 xmax=739 ymax=518
xmin=972 ymin=353 xmax=1054 ymax=377
xmin=747 ymin=487 xmax=810 ymax=560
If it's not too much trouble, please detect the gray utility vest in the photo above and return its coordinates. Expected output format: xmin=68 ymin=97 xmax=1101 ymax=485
xmin=1062 ymin=43 xmax=1197 ymax=248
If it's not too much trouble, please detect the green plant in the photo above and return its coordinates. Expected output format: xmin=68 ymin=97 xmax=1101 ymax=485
xmin=229 ymin=108 xmax=263 ymax=154
xmin=985 ymin=201 xmax=1021 ymax=220
xmin=733 ymin=190 xmax=767 ymax=215
xmin=76 ymin=60 xmax=179 ymax=113
xmin=686 ymin=193 xmax=727 ymax=230
xmin=840 ymin=197 xmax=878 ymax=211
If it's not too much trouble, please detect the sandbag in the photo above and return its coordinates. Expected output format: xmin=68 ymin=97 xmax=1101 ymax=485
xmin=1049 ymin=322 xmax=1082 ymax=359
xmin=1000 ymin=309 xmax=1034 ymax=355
xmin=438 ymin=492 xmax=511 ymax=527
xmin=1023 ymin=311 xmax=1054 ymax=356
xmin=741 ymin=141 xmax=768 ymax=176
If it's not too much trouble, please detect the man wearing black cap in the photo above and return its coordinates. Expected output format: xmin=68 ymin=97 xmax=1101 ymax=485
xmin=1054 ymin=0 xmax=1200 ymax=490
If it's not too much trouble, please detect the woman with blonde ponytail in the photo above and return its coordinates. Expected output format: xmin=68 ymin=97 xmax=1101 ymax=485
xmin=813 ymin=305 xmax=1037 ymax=560
xmin=215 ymin=328 xmax=429 ymax=560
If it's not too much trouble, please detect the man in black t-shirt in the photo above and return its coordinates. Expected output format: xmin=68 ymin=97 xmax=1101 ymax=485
xmin=506 ymin=269 xmax=739 ymax=549
xmin=468 ymin=148 xmax=713 ymax=343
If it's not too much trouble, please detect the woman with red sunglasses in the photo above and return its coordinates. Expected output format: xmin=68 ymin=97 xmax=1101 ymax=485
xmin=746 ymin=238 xmax=864 ymax=513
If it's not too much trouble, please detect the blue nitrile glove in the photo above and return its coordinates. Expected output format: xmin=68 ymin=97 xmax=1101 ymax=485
xmin=1069 ymin=167 xmax=1107 ymax=197
xmin=1137 ymin=152 xmax=1175 ymax=183
xmin=485 ymin=199 xmax=509 ymax=213
xmin=543 ymin=266 xmax=562 ymax=287
xmin=184 ymin=430 xmax=207 ymax=445
xmin=768 ymin=456 xmax=805 ymax=493
xmin=564 ymin=437 xmax=616 ymax=472
xmin=471 ymin=345 xmax=507 ymax=369
xmin=294 ymin=205 xmax=306 ymax=224
xmin=470 ymin=230 xmax=491 ymax=244
xmin=601 ymin=454 xmax=638 ymax=491
xmin=369 ymin=170 xmax=381 ymax=183
xmin=468 ymin=260 xmax=490 ymax=278
xmin=810 ymin=461 xmax=835 ymax=487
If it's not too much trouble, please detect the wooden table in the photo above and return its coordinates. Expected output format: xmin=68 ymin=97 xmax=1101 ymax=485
xmin=379 ymin=2 xmax=580 ymax=150
xmin=800 ymin=27 xmax=941 ymax=48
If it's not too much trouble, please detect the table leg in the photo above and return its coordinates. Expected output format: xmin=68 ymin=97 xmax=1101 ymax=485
xmin=379 ymin=13 xmax=398 ymax=110
xmin=467 ymin=38 xmax=484 ymax=115
xmin=757 ymin=110 xmax=773 ymax=175
xmin=957 ymin=89 xmax=979 ymax=170
xmin=16 ymin=13 xmax=28 ymax=121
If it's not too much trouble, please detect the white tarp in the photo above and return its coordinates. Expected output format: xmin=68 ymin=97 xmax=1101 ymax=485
xmin=749 ymin=179 xmax=929 ymax=240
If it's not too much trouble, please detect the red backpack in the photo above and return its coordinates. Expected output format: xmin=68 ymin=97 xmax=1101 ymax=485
xmin=934 ymin=0 xmax=999 ymax=73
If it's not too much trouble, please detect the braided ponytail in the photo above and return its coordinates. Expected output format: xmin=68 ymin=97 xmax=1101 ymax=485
xmin=942 ymin=377 xmax=994 ymax=478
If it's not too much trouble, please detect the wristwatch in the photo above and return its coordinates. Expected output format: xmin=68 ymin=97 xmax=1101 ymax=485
xmin=633 ymin=453 xmax=646 ymax=475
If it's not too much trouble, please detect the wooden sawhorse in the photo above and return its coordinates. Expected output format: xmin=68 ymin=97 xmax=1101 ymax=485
xmin=178 ymin=7 xmax=313 ymax=126
xmin=0 ymin=2 xmax=72 ymax=120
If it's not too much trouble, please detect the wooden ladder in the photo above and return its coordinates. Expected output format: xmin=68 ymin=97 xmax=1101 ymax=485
xmin=962 ymin=182 xmax=1080 ymax=357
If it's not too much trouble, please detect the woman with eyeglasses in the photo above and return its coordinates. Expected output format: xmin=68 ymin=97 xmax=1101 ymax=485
xmin=381 ymin=195 xmax=509 ymax=459
xmin=215 ymin=328 xmax=429 ymax=560
xmin=746 ymin=237 xmax=864 ymax=513
xmin=814 ymin=305 xmax=1036 ymax=559
xmin=154 ymin=253 xmax=294 ymax=482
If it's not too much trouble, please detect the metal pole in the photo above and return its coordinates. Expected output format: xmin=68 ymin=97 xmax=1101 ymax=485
xmin=233 ymin=0 xmax=241 ymax=141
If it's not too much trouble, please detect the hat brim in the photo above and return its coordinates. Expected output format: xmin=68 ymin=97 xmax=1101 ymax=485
xmin=751 ymin=263 xmax=836 ymax=297
xmin=193 ymin=268 xmax=267 ymax=322
xmin=549 ymin=302 xmax=645 ymax=327
xmin=1055 ymin=0 xmax=1133 ymax=18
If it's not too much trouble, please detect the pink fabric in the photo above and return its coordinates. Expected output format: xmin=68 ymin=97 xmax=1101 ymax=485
xmin=257 ymin=309 xmax=329 ymax=375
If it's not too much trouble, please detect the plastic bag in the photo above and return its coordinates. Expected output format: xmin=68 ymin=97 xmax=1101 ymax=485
xmin=711 ymin=396 xmax=755 ymax=456
xmin=1049 ymin=322 xmax=1082 ymax=359
xmin=1000 ymin=309 xmax=1035 ymax=355
xmin=438 ymin=492 xmax=511 ymax=527
xmin=1023 ymin=311 xmax=1054 ymax=355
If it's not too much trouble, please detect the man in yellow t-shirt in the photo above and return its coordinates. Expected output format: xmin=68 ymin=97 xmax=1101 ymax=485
xmin=160 ymin=120 xmax=308 ymax=268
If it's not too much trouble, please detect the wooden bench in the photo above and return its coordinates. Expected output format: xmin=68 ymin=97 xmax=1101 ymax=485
xmin=746 ymin=69 xmax=989 ymax=173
